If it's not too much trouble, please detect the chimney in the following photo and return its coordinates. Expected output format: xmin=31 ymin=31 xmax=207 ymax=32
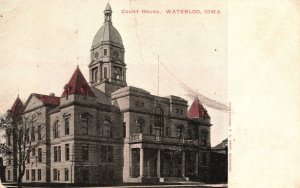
xmin=49 ymin=93 xmax=55 ymax=97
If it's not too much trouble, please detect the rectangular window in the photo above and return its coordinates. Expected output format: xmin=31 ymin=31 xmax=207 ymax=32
xmin=65 ymin=144 xmax=69 ymax=161
xmin=104 ymin=49 xmax=107 ymax=56
xmin=202 ymin=153 xmax=207 ymax=166
xmin=7 ymin=170 xmax=11 ymax=180
xmin=54 ymin=121 xmax=59 ymax=138
xmin=54 ymin=147 xmax=57 ymax=162
xmin=38 ymin=148 xmax=42 ymax=162
xmin=26 ymin=169 xmax=29 ymax=180
xmin=54 ymin=146 xmax=61 ymax=162
xmin=107 ymin=146 xmax=113 ymax=163
xmin=104 ymin=67 xmax=107 ymax=79
xmin=165 ymin=127 xmax=169 ymax=137
xmin=123 ymin=122 xmax=126 ymax=138
xmin=31 ymin=169 xmax=36 ymax=181
xmin=97 ymin=123 xmax=102 ymax=137
xmin=82 ymin=144 xmax=89 ymax=161
xmin=32 ymin=148 xmax=36 ymax=156
xmin=100 ymin=146 xmax=106 ymax=163
xmin=53 ymin=169 xmax=57 ymax=181
xmin=31 ymin=126 xmax=35 ymax=141
xmin=38 ymin=125 xmax=42 ymax=140
xmin=38 ymin=169 xmax=42 ymax=181
xmin=7 ymin=134 xmax=11 ymax=146
xmin=53 ymin=169 xmax=60 ymax=181
xmin=65 ymin=117 xmax=69 ymax=135
xmin=58 ymin=146 xmax=61 ymax=162
xmin=99 ymin=146 xmax=113 ymax=163
xmin=8 ymin=157 xmax=11 ymax=166
xmin=81 ymin=116 xmax=88 ymax=134
xmin=82 ymin=168 xmax=89 ymax=182
xmin=65 ymin=168 xmax=69 ymax=181
xmin=57 ymin=170 xmax=60 ymax=181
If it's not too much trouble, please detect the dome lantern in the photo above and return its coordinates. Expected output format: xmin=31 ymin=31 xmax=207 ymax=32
xmin=104 ymin=3 xmax=112 ymax=23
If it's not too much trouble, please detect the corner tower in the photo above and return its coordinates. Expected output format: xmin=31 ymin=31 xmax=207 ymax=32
xmin=89 ymin=3 xmax=127 ymax=95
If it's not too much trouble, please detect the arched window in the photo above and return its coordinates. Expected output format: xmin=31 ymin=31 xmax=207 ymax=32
xmin=92 ymin=68 xmax=98 ymax=82
xmin=103 ymin=120 xmax=112 ymax=138
xmin=201 ymin=130 xmax=208 ymax=146
xmin=176 ymin=124 xmax=184 ymax=139
xmin=53 ymin=120 xmax=59 ymax=138
xmin=154 ymin=107 xmax=164 ymax=137
xmin=136 ymin=118 xmax=145 ymax=134
xmin=114 ymin=68 xmax=121 ymax=80
xmin=64 ymin=114 xmax=70 ymax=135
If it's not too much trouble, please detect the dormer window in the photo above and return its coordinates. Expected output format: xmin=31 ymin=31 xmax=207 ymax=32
xmin=64 ymin=84 xmax=71 ymax=99
xmin=104 ymin=49 xmax=107 ymax=56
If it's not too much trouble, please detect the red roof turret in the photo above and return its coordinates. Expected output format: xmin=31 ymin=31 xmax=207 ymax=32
xmin=10 ymin=96 xmax=24 ymax=118
xmin=188 ymin=97 xmax=210 ymax=119
xmin=61 ymin=66 xmax=96 ymax=98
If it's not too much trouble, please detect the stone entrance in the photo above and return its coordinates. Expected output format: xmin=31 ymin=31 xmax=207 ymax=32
xmin=130 ymin=148 xmax=198 ymax=181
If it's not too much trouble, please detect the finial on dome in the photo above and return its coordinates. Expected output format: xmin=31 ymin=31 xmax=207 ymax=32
xmin=105 ymin=2 xmax=112 ymax=11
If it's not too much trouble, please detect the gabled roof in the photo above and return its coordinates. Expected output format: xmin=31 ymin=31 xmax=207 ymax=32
xmin=33 ymin=94 xmax=60 ymax=106
xmin=213 ymin=138 xmax=228 ymax=150
xmin=10 ymin=96 xmax=24 ymax=118
xmin=23 ymin=93 xmax=60 ymax=112
xmin=61 ymin=66 xmax=96 ymax=98
xmin=188 ymin=97 xmax=210 ymax=119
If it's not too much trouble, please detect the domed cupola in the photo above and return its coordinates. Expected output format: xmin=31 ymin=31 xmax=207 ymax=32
xmin=91 ymin=3 xmax=123 ymax=48
xmin=89 ymin=3 xmax=127 ymax=95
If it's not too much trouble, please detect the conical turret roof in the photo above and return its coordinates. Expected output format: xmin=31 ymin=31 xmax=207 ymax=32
xmin=10 ymin=96 xmax=24 ymax=118
xmin=61 ymin=66 xmax=96 ymax=97
xmin=188 ymin=97 xmax=210 ymax=119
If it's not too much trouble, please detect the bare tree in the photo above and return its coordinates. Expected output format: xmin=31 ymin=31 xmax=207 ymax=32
xmin=0 ymin=111 xmax=46 ymax=187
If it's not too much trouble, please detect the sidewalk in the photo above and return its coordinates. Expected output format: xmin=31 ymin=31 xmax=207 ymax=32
xmin=0 ymin=181 xmax=227 ymax=188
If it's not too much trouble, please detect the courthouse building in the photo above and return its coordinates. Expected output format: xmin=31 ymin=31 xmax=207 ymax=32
xmin=4 ymin=3 xmax=216 ymax=184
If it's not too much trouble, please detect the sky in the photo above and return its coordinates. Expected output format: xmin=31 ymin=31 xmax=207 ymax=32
xmin=0 ymin=0 xmax=228 ymax=146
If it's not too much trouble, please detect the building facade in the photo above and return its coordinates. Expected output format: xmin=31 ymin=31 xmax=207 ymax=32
xmin=4 ymin=3 xmax=217 ymax=184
